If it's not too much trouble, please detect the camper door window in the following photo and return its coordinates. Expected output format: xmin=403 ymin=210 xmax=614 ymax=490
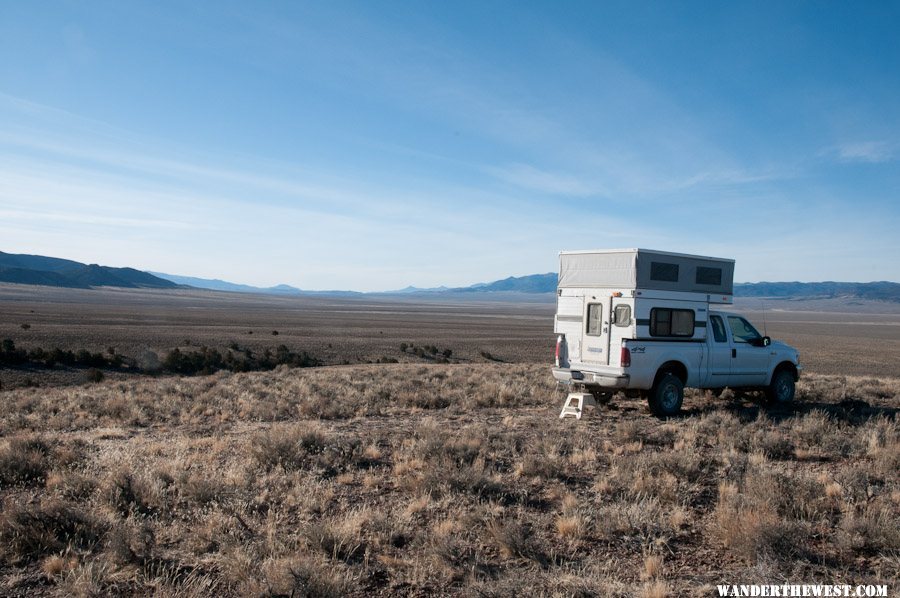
xmin=613 ymin=305 xmax=632 ymax=327
xmin=586 ymin=304 xmax=603 ymax=335
xmin=650 ymin=308 xmax=695 ymax=337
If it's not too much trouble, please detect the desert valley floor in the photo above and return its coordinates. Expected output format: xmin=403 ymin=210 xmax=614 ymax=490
xmin=0 ymin=284 xmax=898 ymax=596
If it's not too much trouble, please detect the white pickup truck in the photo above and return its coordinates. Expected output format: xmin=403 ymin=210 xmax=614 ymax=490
xmin=551 ymin=249 xmax=802 ymax=416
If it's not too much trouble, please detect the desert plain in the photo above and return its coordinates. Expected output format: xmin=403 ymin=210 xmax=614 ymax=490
xmin=0 ymin=284 xmax=897 ymax=596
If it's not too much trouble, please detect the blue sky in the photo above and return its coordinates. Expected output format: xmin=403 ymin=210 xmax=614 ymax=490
xmin=1 ymin=1 xmax=898 ymax=291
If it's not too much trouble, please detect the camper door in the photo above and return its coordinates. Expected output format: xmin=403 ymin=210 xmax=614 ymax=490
xmin=608 ymin=297 xmax=632 ymax=367
xmin=555 ymin=294 xmax=584 ymax=363
xmin=582 ymin=296 xmax=611 ymax=365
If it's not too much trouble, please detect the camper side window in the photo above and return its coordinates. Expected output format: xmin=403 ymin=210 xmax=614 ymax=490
xmin=586 ymin=304 xmax=602 ymax=336
xmin=649 ymin=308 xmax=695 ymax=337
xmin=696 ymin=267 xmax=722 ymax=286
xmin=650 ymin=261 xmax=679 ymax=282
xmin=613 ymin=305 xmax=631 ymax=327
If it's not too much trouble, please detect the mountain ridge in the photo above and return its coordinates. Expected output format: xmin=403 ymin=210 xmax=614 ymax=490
xmin=148 ymin=272 xmax=362 ymax=296
xmin=0 ymin=251 xmax=178 ymax=290
xmin=733 ymin=281 xmax=900 ymax=302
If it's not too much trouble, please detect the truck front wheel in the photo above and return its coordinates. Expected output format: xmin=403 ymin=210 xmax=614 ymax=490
xmin=767 ymin=369 xmax=795 ymax=404
xmin=649 ymin=373 xmax=684 ymax=417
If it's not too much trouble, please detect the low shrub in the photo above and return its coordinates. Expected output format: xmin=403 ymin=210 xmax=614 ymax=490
xmin=84 ymin=368 xmax=104 ymax=383
xmin=0 ymin=499 xmax=104 ymax=564
xmin=0 ymin=436 xmax=51 ymax=486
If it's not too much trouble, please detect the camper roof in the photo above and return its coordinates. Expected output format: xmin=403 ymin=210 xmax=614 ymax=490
xmin=558 ymin=248 xmax=735 ymax=295
xmin=559 ymin=248 xmax=735 ymax=263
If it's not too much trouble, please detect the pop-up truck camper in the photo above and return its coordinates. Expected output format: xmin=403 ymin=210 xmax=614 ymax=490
xmin=552 ymin=249 xmax=801 ymax=418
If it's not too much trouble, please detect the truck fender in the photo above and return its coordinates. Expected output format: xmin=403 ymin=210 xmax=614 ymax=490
xmin=629 ymin=352 xmax=691 ymax=389
xmin=652 ymin=360 xmax=689 ymax=388
xmin=643 ymin=345 xmax=701 ymax=388
xmin=768 ymin=361 xmax=799 ymax=385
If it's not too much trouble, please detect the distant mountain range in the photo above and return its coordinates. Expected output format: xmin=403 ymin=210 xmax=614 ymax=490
xmin=148 ymin=272 xmax=362 ymax=296
xmin=146 ymin=272 xmax=900 ymax=301
xmin=2 ymin=250 xmax=899 ymax=301
xmin=148 ymin=271 xmax=300 ymax=294
xmin=449 ymin=275 xmax=900 ymax=301
xmin=733 ymin=281 xmax=900 ymax=302
xmin=463 ymin=276 xmax=900 ymax=301
xmin=149 ymin=271 xmax=557 ymax=296
xmin=439 ymin=273 xmax=557 ymax=294
xmin=0 ymin=251 xmax=178 ymax=289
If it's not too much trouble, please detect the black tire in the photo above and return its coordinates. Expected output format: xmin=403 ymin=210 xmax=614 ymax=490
xmin=649 ymin=373 xmax=684 ymax=417
xmin=767 ymin=369 xmax=795 ymax=404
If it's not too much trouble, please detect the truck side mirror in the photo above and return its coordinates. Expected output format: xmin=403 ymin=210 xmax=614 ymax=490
xmin=750 ymin=336 xmax=771 ymax=347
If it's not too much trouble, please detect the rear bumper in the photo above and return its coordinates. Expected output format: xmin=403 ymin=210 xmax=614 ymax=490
xmin=552 ymin=367 xmax=630 ymax=388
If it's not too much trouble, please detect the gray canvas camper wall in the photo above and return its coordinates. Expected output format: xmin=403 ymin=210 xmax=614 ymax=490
xmin=558 ymin=249 xmax=734 ymax=299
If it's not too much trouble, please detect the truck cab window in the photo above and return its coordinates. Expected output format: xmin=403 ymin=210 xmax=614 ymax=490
xmin=586 ymin=304 xmax=602 ymax=335
xmin=710 ymin=315 xmax=727 ymax=342
xmin=727 ymin=315 xmax=761 ymax=343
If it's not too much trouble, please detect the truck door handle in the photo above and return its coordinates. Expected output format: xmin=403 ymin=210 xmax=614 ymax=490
xmin=732 ymin=349 xmax=737 ymax=358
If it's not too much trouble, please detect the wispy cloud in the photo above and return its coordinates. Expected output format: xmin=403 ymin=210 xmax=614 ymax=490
xmin=484 ymin=163 xmax=602 ymax=196
xmin=234 ymin=11 xmax=789 ymax=201
xmin=834 ymin=141 xmax=896 ymax=163
xmin=0 ymin=208 xmax=192 ymax=230
xmin=0 ymin=92 xmax=667 ymax=289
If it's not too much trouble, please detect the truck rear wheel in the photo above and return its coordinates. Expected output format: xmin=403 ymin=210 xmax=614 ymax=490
xmin=649 ymin=373 xmax=684 ymax=417
xmin=766 ymin=369 xmax=795 ymax=404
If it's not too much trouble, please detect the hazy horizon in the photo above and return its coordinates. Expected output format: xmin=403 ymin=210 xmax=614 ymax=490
xmin=4 ymin=247 xmax=897 ymax=293
xmin=2 ymin=2 xmax=898 ymax=291
xmin=150 ymin=267 xmax=899 ymax=291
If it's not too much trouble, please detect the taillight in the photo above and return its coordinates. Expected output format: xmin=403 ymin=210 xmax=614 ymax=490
xmin=555 ymin=335 xmax=562 ymax=367
xmin=620 ymin=346 xmax=631 ymax=368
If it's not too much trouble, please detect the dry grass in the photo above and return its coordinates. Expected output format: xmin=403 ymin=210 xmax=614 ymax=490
xmin=0 ymin=363 xmax=897 ymax=596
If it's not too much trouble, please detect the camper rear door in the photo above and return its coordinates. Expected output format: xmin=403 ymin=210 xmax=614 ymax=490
xmin=555 ymin=295 xmax=584 ymax=364
xmin=582 ymin=296 xmax=611 ymax=365
xmin=608 ymin=297 xmax=632 ymax=367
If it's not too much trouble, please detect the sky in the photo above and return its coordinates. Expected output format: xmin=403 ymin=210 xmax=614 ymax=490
xmin=1 ymin=1 xmax=898 ymax=291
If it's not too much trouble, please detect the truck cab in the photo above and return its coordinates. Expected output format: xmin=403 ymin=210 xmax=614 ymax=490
xmin=704 ymin=311 xmax=798 ymax=389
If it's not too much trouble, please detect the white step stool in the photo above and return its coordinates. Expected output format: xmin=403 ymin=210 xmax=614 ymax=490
xmin=559 ymin=392 xmax=597 ymax=419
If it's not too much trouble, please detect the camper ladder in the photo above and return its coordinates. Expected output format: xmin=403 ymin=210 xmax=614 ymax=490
xmin=559 ymin=392 xmax=596 ymax=419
